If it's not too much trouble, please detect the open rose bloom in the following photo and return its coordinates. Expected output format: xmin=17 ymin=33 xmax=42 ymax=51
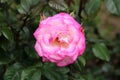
xmin=34 ymin=13 xmax=85 ymax=67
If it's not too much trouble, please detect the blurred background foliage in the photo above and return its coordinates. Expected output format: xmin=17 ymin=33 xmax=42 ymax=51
xmin=0 ymin=0 xmax=120 ymax=80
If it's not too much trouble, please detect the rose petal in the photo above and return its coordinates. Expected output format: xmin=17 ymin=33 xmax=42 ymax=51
xmin=56 ymin=56 xmax=74 ymax=66
xmin=34 ymin=42 xmax=43 ymax=56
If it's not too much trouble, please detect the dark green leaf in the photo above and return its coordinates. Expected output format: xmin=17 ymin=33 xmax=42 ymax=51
xmin=30 ymin=70 xmax=41 ymax=80
xmin=48 ymin=0 xmax=68 ymax=11
xmin=4 ymin=62 xmax=42 ymax=80
xmin=21 ymin=0 xmax=30 ymax=13
xmin=72 ymin=56 xmax=86 ymax=72
xmin=105 ymin=0 xmax=120 ymax=16
xmin=0 ymin=55 xmax=11 ymax=65
xmin=20 ymin=63 xmax=42 ymax=80
xmin=85 ymin=0 xmax=102 ymax=16
xmin=43 ymin=63 xmax=69 ymax=80
xmin=0 ymin=38 xmax=8 ymax=51
xmin=1 ymin=26 xmax=14 ymax=42
xmin=17 ymin=0 xmax=30 ymax=14
xmin=0 ymin=0 xmax=14 ymax=4
xmin=17 ymin=5 xmax=27 ymax=14
xmin=4 ymin=63 xmax=23 ymax=80
xmin=18 ymin=0 xmax=42 ymax=14
xmin=78 ymin=56 xmax=86 ymax=66
xmin=21 ymin=67 xmax=36 ymax=80
xmin=0 ymin=48 xmax=11 ymax=65
xmin=0 ymin=31 xmax=2 ymax=36
xmin=20 ymin=27 xmax=30 ymax=40
xmin=70 ymin=0 xmax=80 ymax=14
xmin=73 ymin=60 xmax=83 ymax=72
xmin=27 ymin=0 xmax=40 ymax=6
xmin=24 ymin=46 xmax=39 ymax=59
xmin=0 ymin=12 xmax=6 ymax=23
xmin=92 ymin=43 xmax=110 ymax=61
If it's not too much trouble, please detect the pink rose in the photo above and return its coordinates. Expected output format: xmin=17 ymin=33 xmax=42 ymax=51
xmin=34 ymin=12 xmax=86 ymax=67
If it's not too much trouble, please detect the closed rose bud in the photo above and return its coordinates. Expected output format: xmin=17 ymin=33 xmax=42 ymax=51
xmin=33 ymin=12 xmax=86 ymax=67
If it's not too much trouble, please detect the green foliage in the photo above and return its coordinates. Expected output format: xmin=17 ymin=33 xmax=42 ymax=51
xmin=0 ymin=48 xmax=11 ymax=65
xmin=84 ymin=0 xmax=102 ymax=17
xmin=4 ymin=62 xmax=42 ymax=80
xmin=48 ymin=0 xmax=68 ymax=12
xmin=1 ymin=26 xmax=14 ymax=42
xmin=105 ymin=0 xmax=120 ymax=16
xmin=0 ymin=0 xmax=119 ymax=80
xmin=69 ymin=0 xmax=80 ymax=14
xmin=17 ymin=0 xmax=40 ymax=14
xmin=4 ymin=63 xmax=23 ymax=80
xmin=72 ymin=56 xmax=86 ymax=72
xmin=3 ymin=62 xmax=69 ymax=80
xmin=92 ymin=43 xmax=110 ymax=61
xmin=43 ymin=63 xmax=69 ymax=80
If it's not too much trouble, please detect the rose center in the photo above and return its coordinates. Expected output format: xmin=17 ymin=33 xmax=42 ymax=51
xmin=51 ymin=36 xmax=69 ymax=48
xmin=57 ymin=37 xmax=68 ymax=47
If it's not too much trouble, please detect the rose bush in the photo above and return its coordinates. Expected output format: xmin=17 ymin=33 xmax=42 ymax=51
xmin=34 ymin=12 xmax=86 ymax=66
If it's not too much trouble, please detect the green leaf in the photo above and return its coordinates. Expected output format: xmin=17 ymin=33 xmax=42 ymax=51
xmin=20 ymin=27 xmax=30 ymax=40
xmin=85 ymin=0 xmax=102 ymax=16
xmin=0 ymin=0 xmax=14 ymax=4
xmin=1 ymin=26 xmax=14 ymax=42
xmin=21 ymin=0 xmax=30 ymax=13
xmin=18 ymin=0 xmax=41 ymax=14
xmin=70 ymin=0 xmax=80 ymax=14
xmin=17 ymin=5 xmax=27 ymax=14
xmin=17 ymin=0 xmax=30 ymax=14
xmin=4 ymin=62 xmax=42 ymax=80
xmin=92 ymin=43 xmax=110 ymax=61
xmin=24 ymin=46 xmax=39 ymax=59
xmin=20 ymin=63 xmax=42 ymax=80
xmin=21 ymin=68 xmax=36 ymax=80
xmin=0 ymin=48 xmax=11 ymax=65
xmin=72 ymin=56 xmax=86 ymax=72
xmin=27 ymin=0 xmax=39 ymax=6
xmin=30 ymin=70 xmax=41 ymax=80
xmin=0 ymin=55 xmax=11 ymax=65
xmin=48 ymin=0 xmax=68 ymax=11
xmin=4 ymin=63 xmax=23 ymax=80
xmin=0 ymin=31 xmax=2 ymax=36
xmin=0 ymin=12 xmax=6 ymax=23
xmin=73 ymin=60 xmax=83 ymax=72
xmin=43 ymin=63 xmax=69 ymax=80
xmin=105 ymin=0 xmax=120 ymax=16
xmin=78 ymin=56 xmax=86 ymax=66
